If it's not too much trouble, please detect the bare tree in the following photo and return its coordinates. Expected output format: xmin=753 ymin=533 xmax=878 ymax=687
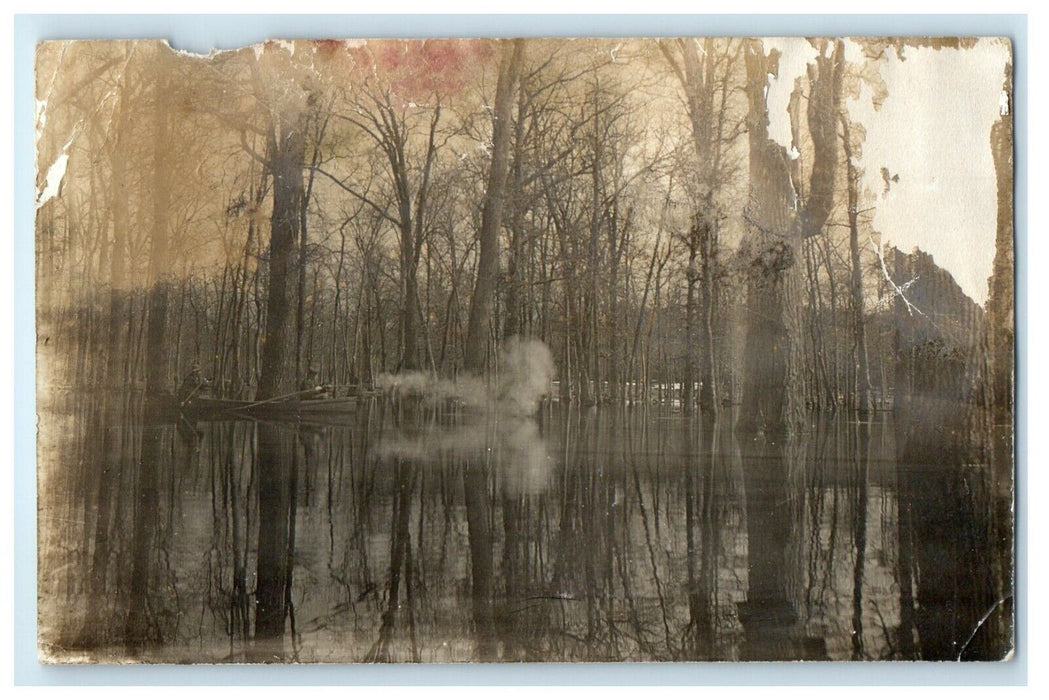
xmin=464 ymin=39 xmax=524 ymax=372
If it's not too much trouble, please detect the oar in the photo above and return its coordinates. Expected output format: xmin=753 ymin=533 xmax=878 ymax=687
xmin=238 ymin=386 xmax=323 ymax=411
xmin=179 ymin=380 xmax=209 ymax=407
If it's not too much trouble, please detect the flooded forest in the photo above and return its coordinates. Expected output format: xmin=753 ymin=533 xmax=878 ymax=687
xmin=35 ymin=38 xmax=1014 ymax=662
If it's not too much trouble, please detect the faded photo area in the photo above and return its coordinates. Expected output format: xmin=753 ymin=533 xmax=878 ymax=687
xmin=35 ymin=37 xmax=1014 ymax=663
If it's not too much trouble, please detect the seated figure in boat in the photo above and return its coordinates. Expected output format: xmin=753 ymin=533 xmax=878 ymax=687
xmin=178 ymin=361 xmax=212 ymax=403
xmin=300 ymin=363 xmax=331 ymax=399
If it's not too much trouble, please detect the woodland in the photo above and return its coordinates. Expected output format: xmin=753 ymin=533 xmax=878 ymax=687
xmin=34 ymin=38 xmax=1012 ymax=430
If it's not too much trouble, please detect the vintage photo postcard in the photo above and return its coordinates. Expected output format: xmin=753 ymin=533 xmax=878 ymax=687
xmin=35 ymin=37 xmax=1014 ymax=663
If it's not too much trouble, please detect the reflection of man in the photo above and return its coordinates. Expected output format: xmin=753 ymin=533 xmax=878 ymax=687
xmin=178 ymin=361 xmax=211 ymax=403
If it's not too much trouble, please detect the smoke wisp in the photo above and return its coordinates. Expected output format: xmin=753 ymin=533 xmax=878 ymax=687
xmin=374 ymin=337 xmax=557 ymax=495
xmin=375 ymin=336 xmax=555 ymax=416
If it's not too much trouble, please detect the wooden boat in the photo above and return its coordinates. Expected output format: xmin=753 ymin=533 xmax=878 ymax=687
xmin=175 ymin=394 xmax=364 ymax=421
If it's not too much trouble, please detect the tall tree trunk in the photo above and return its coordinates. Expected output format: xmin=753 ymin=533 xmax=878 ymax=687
xmin=464 ymin=39 xmax=523 ymax=373
xmin=104 ymin=52 xmax=132 ymax=392
xmin=502 ymin=78 xmax=528 ymax=342
xmin=973 ymin=62 xmax=1014 ymax=657
xmin=684 ymin=231 xmax=698 ymax=416
xmin=400 ymin=244 xmax=422 ymax=372
xmin=738 ymin=39 xmax=842 ymax=433
xmin=126 ymin=44 xmax=174 ymax=652
xmin=686 ymin=40 xmax=717 ymax=417
xmin=89 ymin=46 xmax=133 ymax=602
xmin=258 ymin=110 xmax=306 ymax=400
xmin=986 ymin=63 xmax=1014 ymax=492
xmin=738 ymin=40 xmax=796 ymax=435
xmin=840 ymin=114 xmax=873 ymax=416
xmin=698 ymin=212 xmax=718 ymax=415
xmin=664 ymin=38 xmax=724 ymax=417
xmin=801 ymin=40 xmax=844 ymax=242
xmin=393 ymin=104 xmax=437 ymax=373
xmin=144 ymin=45 xmax=172 ymax=396
xmin=296 ymin=115 xmax=327 ymax=383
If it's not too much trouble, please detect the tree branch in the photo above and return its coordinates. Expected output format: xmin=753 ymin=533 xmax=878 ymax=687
xmin=310 ymin=165 xmax=401 ymax=228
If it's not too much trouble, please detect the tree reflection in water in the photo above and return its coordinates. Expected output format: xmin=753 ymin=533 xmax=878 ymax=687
xmin=37 ymin=398 xmax=1012 ymax=662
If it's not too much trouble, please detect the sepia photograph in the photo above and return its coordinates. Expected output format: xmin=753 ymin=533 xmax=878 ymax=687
xmin=34 ymin=35 xmax=1014 ymax=664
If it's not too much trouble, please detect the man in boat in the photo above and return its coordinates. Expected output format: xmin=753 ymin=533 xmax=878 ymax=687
xmin=300 ymin=363 xmax=331 ymax=399
xmin=178 ymin=361 xmax=211 ymax=403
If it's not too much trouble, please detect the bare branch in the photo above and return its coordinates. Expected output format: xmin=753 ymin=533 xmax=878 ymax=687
xmin=310 ymin=165 xmax=401 ymax=229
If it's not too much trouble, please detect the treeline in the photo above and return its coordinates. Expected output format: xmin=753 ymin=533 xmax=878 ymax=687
xmin=35 ymin=38 xmax=1012 ymax=430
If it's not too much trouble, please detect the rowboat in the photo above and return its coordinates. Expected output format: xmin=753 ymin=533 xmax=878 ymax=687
xmin=174 ymin=393 xmax=364 ymax=422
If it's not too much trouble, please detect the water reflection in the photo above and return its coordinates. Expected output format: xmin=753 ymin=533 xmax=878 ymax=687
xmin=37 ymin=396 xmax=1012 ymax=662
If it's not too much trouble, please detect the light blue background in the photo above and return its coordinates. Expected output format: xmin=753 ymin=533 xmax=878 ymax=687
xmin=14 ymin=13 xmax=1028 ymax=686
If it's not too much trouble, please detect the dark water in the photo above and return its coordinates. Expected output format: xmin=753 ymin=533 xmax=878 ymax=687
xmin=38 ymin=397 xmax=1013 ymax=663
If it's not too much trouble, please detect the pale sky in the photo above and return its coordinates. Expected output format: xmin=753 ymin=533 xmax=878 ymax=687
xmin=765 ymin=37 xmax=1011 ymax=306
